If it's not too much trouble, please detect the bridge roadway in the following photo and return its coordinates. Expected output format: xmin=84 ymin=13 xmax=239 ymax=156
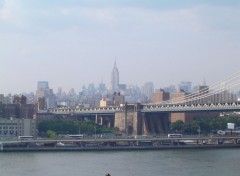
xmin=142 ymin=102 xmax=240 ymax=113
xmin=49 ymin=102 xmax=240 ymax=115
xmin=1 ymin=136 xmax=240 ymax=152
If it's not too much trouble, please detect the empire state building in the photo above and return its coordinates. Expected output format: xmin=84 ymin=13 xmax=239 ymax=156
xmin=111 ymin=61 xmax=119 ymax=92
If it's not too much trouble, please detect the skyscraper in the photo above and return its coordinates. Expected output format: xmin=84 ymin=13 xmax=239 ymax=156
xmin=142 ymin=82 xmax=154 ymax=100
xmin=37 ymin=81 xmax=49 ymax=90
xmin=111 ymin=60 xmax=119 ymax=92
xmin=36 ymin=81 xmax=56 ymax=109
xmin=179 ymin=81 xmax=192 ymax=93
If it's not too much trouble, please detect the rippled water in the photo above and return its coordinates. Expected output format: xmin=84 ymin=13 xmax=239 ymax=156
xmin=1 ymin=149 xmax=240 ymax=176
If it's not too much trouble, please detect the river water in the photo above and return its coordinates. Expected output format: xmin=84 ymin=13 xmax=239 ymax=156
xmin=0 ymin=149 xmax=240 ymax=176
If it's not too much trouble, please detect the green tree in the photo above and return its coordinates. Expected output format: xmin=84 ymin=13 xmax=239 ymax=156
xmin=46 ymin=130 xmax=57 ymax=139
xmin=38 ymin=119 xmax=113 ymax=136
xmin=170 ymin=120 xmax=184 ymax=133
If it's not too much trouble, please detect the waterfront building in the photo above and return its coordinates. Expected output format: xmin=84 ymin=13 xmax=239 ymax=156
xmin=0 ymin=118 xmax=36 ymax=138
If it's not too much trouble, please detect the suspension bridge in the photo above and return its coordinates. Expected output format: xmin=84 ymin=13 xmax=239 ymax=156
xmin=49 ymin=71 xmax=240 ymax=114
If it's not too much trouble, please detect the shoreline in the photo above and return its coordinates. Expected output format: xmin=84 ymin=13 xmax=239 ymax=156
xmin=2 ymin=144 xmax=240 ymax=152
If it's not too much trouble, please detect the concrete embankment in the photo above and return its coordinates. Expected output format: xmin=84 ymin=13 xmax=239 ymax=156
xmin=2 ymin=144 xmax=240 ymax=152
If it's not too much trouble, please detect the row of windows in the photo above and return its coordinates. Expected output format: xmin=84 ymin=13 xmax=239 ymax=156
xmin=0 ymin=130 xmax=21 ymax=134
xmin=0 ymin=131 xmax=36 ymax=135
xmin=0 ymin=123 xmax=20 ymax=125
xmin=0 ymin=126 xmax=19 ymax=129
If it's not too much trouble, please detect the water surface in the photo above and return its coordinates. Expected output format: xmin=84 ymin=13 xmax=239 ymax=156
xmin=1 ymin=149 xmax=239 ymax=176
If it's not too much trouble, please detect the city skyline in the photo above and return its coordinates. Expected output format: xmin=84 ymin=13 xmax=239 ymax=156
xmin=0 ymin=62 xmax=209 ymax=96
xmin=1 ymin=0 xmax=240 ymax=94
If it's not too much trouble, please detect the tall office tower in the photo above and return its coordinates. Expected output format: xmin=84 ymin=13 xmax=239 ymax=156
xmin=57 ymin=87 xmax=62 ymax=99
xmin=87 ymin=84 xmax=96 ymax=95
xmin=36 ymin=81 xmax=56 ymax=109
xmin=111 ymin=60 xmax=119 ymax=92
xmin=142 ymin=82 xmax=154 ymax=100
xmin=99 ymin=82 xmax=106 ymax=94
xmin=37 ymin=81 xmax=49 ymax=90
xmin=179 ymin=81 xmax=192 ymax=93
xmin=163 ymin=85 xmax=177 ymax=94
xmin=45 ymin=89 xmax=56 ymax=108
xmin=36 ymin=81 xmax=49 ymax=99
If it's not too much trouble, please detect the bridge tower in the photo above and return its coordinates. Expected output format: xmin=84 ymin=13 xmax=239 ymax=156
xmin=114 ymin=103 xmax=170 ymax=136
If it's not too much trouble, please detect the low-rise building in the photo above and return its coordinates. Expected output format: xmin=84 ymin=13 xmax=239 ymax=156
xmin=0 ymin=118 xmax=36 ymax=138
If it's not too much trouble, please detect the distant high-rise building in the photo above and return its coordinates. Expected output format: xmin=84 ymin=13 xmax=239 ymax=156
xmin=36 ymin=82 xmax=56 ymax=109
xmin=142 ymin=82 xmax=154 ymax=100
xmin=152 ymin=89 xmax=170 ymax=103
xmin=2 ymin=95 xmax=35 ymax=119
xmin=111 ymin=60 xmax=119 ymax=92
xmin=37 ymin=81 xmax=49 ymax=90
xmin=57 ymin=87 xmax=62 ymax=98
xmin=45 ymin=89 xmax=56 ymax=108
xmin=13 ymin=95 xmax=21 ymax=104
xmin=179 ymin=81 xmax=192 ymax=93
xmin=36 ymin=97 xmax=47 ymax=111
xmin=113 ymin=92 xmax=125 ymax=106
xmin=99 ymin=82 xmax=106 ymax=94
xmin=163 ymin=85 xmax=177 ymax=94
xmin=36 ymin=81 xmax=49 ymax=99
xmin=119 ymin=84 xmax=126 ymax=92
xmin=87 ymin=84 xmax=96 ymax=95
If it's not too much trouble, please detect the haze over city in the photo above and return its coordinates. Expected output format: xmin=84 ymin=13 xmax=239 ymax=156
xmin=0 ymin=0 xmax=240 ymax=94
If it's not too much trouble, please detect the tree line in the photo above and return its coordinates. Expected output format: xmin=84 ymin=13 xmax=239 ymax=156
xmin=38 ymin=120 xmax=113 ymax=138
xmin=170 ymin=114 xmax=240 ymax=135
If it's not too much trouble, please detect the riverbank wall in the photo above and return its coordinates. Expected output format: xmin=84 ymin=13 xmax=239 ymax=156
xmin=2 ymin=144 xmax=240 ymax=152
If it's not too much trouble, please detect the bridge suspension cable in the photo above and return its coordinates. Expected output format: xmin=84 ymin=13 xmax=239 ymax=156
xmin=158 ymin=71 xmax=240 ymax=104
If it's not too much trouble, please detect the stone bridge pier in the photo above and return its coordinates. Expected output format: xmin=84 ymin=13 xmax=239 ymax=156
xmin=114 ymin=103 xmax=170 ymax=136
xmin=95 ymin=114 xmax=114 ymax=128
xmin=142 ymin=113 xmax=170 ymax=135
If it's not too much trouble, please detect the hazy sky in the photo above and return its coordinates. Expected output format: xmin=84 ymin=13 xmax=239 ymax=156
xmin=0 ymin=0 xmax=240 ymax=94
